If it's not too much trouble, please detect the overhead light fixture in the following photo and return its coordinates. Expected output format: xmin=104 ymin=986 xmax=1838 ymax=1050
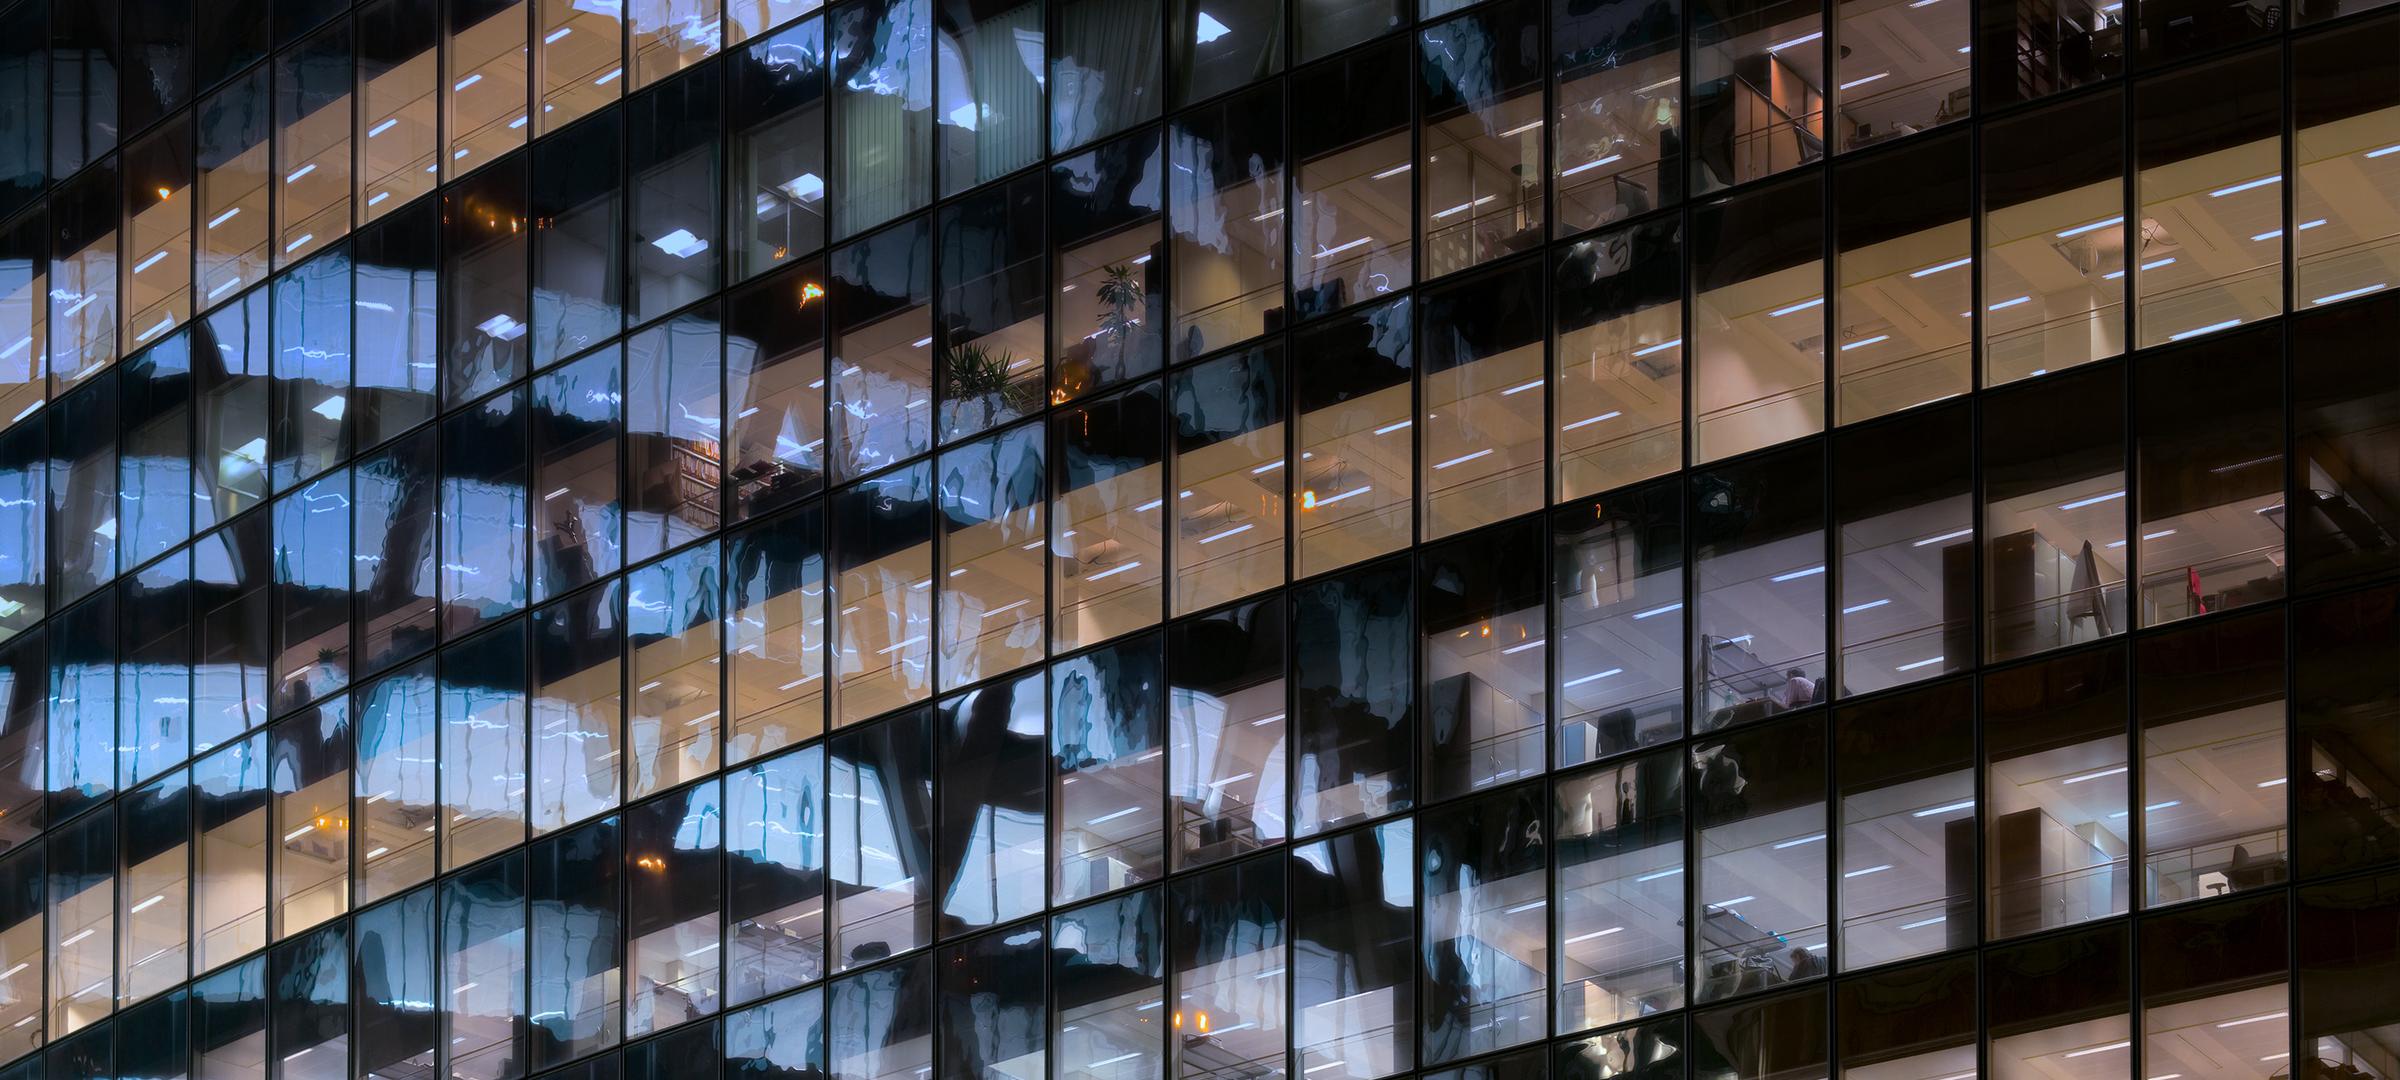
xmin=651 ymin=228 xmax=710 ymax=259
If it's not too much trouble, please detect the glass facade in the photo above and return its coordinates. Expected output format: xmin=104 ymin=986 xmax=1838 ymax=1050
xmin=0 ymin=0 xmax=2394 ymax=1077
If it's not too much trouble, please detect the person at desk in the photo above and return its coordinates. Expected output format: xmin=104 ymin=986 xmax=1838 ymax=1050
xmin=1778 ymin=668 xmax=1816 ymax=711
xmin=1785 ymin=945 xmax=1825 ymax=981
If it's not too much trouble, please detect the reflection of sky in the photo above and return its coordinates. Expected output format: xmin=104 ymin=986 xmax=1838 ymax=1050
xmin=734 ymin=748 xmax=824 ymax=873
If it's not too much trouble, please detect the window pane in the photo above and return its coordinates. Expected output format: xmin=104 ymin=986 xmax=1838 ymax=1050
xmin=2291 ymin=296 xmax=2400 ymax=593
xmin=728 ymin=743 xmax=826 ymax=1003
xmin=936 ymin=175 xmax=1046 ymax=444
xmin=1169 ymin=594 xmax=1286 ymax=869
xmin=1420 ymin=2 xmax=1543 ymax=279
xmin=727 ymin=502 xmax=827 ymax=761
xmin=1171 ymin=0 xmax=1281 ymax=105
xmin=1421 ymin=517 xmax=1545 ymax=801
xmin=1835 ymin=679 xmax=1974 ymax=968
xmin=199 ymin=70 xmax=270 ymax=318
xmin=727 ymin=264 xmax=831 ymax=519
xmin=631 ymin=69 xmax=724 ymax=322
xmin=441 ymin=621 xmax=529 ymax=871
xmin=1693 ymin=715 xmax=1828 ymax=1001
xmin=1051 ymin=130 xmax=1165 ymax=405
xmin=1982 ymin=365 xmax=2127 ymax=662
xmin=935 ymin=0 xmax=1043 ymax=197
xmin=938 ymin=923 xmax=1045 ymax=1080
xmin=533 ymin=581 xmax=625 ymax=834
xmin=531 ymin=347 xmax=624 ymax=603
xmin=1554 ymin=480 xmax=1684 ymax=766
xmin=1170 ymin=856 xmax=1285 ymax=1078
xmin=269 ymin=921 xmax=349 ymax=1071
xmin=1051 ymin=0 xmax=1162 ymax=152
xmin=1554 ymin=0 xmax=1682 ymax=234
xmin=1293 ymin=298 xmax=1413 ymax=577
xmin=625 ymin=317 xmax=725 ymax=564
xmin=1051 ymin=380 xmax=1165 ymax=652
xmin=2293 ymin=19 xmax=2400 ymax=309
xmin=531 ymin=108 xmax=624 ymax=372
xmin=271 ymin=703 xmax=352 ymax=939
xmin=353 ymin=198 xmax=442 ymax=449
xmin=121 ymin=551 xmax=192 ymax=787
xmin=1293 ymin=557 xmax=1413 ymax=837
xmin=1984 ymin=645 xmax=2129 ymax=938
xmin=354 ymin=886 xmax=437 ymax=1078
xmin=1833 ymin=0 xmax=1968 ymax=153
xmin=726 ymin=985 xmax=824 ymax=1077
xmin=828 ymin=216 xmax=933 ymax=481
xmin=1052 ymin=888 xmax=1165 ymax=1080
xmin=1836 ymin=955 xmax=1975 ymax=1080
xmin=0 ymin=844 xmax=39 ymax=1057
xmin=194 ymin=954 xmax=267 ymax=1076
xmin=1053 ymin=633 xmax=1167 ymax=904
xmin=830 ymin=0 xmax=932 ymax=239
xmin=832 ymin=461 xmax=934 ymax=725
xmin=276 ymin=23 xmax=352 ymax=268
xmin=1555 ymin=749 xmax=1685 ymax=1032
xmin=1421 ymin=259 xmax=1546 ymax=538
xmin=48 ymin=162 xmax=118 ymax=391
xmin=119 ymin=347 xmax=194 ymax=591
xmin=1553 ymin=219 xmax=1683 ymax=500
xmin=1292 ymin=820 xmax=1413 ymax=1079
xmin=1420 ymin=782 xmax=1547 ymax=1063
xmin=1832 ymin=132 xmax=1970 ymax=422
xmin=632 ymin=0 xmax=721 ymax=87
xmin=2292 ymin=585 xmax=2400 ymax=881
xmin=2134 ymin=48 xmax=2283 ymax=349
xmin=0 ymin=212 xmax=47 ymax=431
xmin=1292 ymin=40 xmax=1410 ymax=313
xmin=1694 ymin=442 xmax=1827 ymax=731
xmin=627 ymin=779 xmax=723 ymax=1035
xmin=1980 ymin=90 xmax=2127 ymax=386
xmin=1691 ymin=0 xmax=1824 ymax=195
xmin=828 ymin=707 xmax=934 ymax=968
xmin=355 ymin=429 xmax=440 ymax=677
xmin=272 ymin=470 xmax=353 ymax=716
xmin=1977 ymin=897 xmax=2131 ymax=1075
xmin=2297 ymin=869 xmax=2400 ymax=1080
xmin=829 ymin=951 xmax=933 ymax=1080
xmin=119 ymin=771 xmax=189 ymax=1005
xmin=356 ymin=659 xmax=438 ymax=903
xmin=1832 ymin=401 xmax=1972 ymax=690
xmin=49 ymin=804 xmax=113 ymax=1035
xmin=531 ymin=817 xmax=621 ymax=1067
xmin=937 ymin=424 xmax=1046 ymax=691
xmin=1691 ymin=987 xmax=1825 ymax=1080
xmin=537 ymin=0 xmax=625 ymax=135
xmin=1171 ymin=344 xmax=1285 ymax=615
xmin=1691 ymin=175 xmax=1824 ymax=462
xmin=359 ymin=0 xmax=441 ymax=220
xmin=731 ymin=16 xmax=828 ymax=281
xmin=2138 ymin=612 xmax=2287 ymax=909
xmin=123 ymin=127 xmax=192 ymax=350
xmin=195 ymin=733 xmax=268 ymax=972
xmin=447 ymin=0 xmax=531 ymax=180
xmin=1975 ymin=0 xmax=2121 ymax=108
xmin=1170 ymin=84 xmax=1286 ymax=362
xmin=934 ymin=671 xmax=1046 ymax=935
xmin=2134 ymin=325 xmax=2285 ymax=625
xmin=443 ymin=156 xmax=532 ymax=406
xmin=451 ymin=854 xmax=530 ymax=1080
xmin=627 ymin=543 xmax=722 ymax=800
